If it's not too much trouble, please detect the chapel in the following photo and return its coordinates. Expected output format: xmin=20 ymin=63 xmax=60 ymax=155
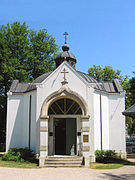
xmin=6 ymin=33 xmax=126 ymax=167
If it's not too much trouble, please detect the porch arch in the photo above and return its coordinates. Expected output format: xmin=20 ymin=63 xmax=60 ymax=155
xmin=40 ymin=87 xmax=89 ymax=118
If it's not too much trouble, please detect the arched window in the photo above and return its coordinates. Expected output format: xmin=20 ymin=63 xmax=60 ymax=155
xmin=48 ymin=98 xmax=82 ymax=115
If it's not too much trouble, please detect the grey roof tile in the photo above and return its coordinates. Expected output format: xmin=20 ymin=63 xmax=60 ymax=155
xmin=26 ymin=84 xmax=36 ymax=92
xmin=15 ymin=83 xmax=28 ymax=93
xmin=33 ymin=71 xmax=52 ymax=83
xmin=103 ymin=82 xmax=116 ymax=93
xmin=109 ymin=82 xmax=116 ymax=92
xmin=103 ymin=83 xmax=111 ymax=92
xmin=113 ymin=79 xmax=123 ymax=92
xmin=9 ymin=70 xmax=123 ymax=94
xmin=9 ymin=80 xmax=19 ymax=92
xmin=122 ymin=104 xmax=135 ymax=117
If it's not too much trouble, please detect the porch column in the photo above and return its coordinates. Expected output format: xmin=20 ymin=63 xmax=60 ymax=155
xmin=39 ymin=115 xmax=49 ymax=167
xmin=81 ymin=115 xmax=92 ymax=167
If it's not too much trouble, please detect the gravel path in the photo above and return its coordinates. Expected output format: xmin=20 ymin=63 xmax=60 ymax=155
xmin=0 ymin=166 xmax=135 ymax=180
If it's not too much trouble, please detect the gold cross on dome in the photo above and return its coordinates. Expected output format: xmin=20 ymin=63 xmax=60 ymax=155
xmin=61 ymin=68 xmax=69 ymax=82
xmin=63 ymin=32 xmax=69 ymax=44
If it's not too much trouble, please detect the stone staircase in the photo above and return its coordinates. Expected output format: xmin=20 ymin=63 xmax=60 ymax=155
xmin=44 ymin=156 xmax=83 ymax=167
xmin=127 ymin=154 xmax=135 ymax=159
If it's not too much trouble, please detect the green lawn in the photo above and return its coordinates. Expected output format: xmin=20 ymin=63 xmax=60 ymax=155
xmin=0 ymin=156 xmax=134 ymax=169
xmin=0 ymin=157 xmax=39 ymax=168
xmin=90 ymin=162 xmax=124 ymax=169
xmin=90 ymin=158 xmax=135 ymax=169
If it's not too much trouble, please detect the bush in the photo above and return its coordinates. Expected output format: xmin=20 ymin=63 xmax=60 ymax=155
xmin=1 ymin=148 xmax=35 ymax=162
xmin=95 ymin=150 xmax=116 ymax=163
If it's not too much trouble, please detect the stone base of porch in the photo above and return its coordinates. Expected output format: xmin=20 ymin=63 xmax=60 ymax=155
xmin=39 ymin=155 xmax=95 ymax=167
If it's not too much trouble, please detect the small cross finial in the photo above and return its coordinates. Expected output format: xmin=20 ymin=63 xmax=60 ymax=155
xmin=61 ymin=68 xmax=69 ymax=82
xmin=63 ymin=32 xmax=69 ymax=44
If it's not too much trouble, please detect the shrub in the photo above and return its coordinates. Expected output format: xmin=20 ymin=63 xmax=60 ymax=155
xmin=105 ymin=150 xmax=116 ymax=158
xmin=95 ymin=150 xmax=116 ymax=163
xmin=1 ymin=148 xmax=35 ymax=162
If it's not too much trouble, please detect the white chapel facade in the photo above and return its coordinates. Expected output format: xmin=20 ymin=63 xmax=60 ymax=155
xmin=6 ymin=35 xmax=126 ymax=166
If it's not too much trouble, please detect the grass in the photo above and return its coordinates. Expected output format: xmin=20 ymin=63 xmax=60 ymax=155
xmin=90 ymin=162 xmax=124 ymax=169
xmin=0 ymin=157 xmax=39 ymax=168
xmin=90 ymin=158 xmax=135 ymax=169
xmin=0 ymin=153 xmax=135 ymax=169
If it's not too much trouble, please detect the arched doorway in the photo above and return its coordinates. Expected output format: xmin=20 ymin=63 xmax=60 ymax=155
xmin=39 ymin=85 xmax=90 ymax=166
xmin=48 ymin=98 xmax=82 ymax=155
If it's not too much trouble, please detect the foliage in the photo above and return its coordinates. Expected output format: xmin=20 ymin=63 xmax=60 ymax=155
xmin=1 ymin=148 xmax=36 ymax=163
xmin=0 ymin=22 xmax=59 ymax=150
xmin=88 ymin=65 xmax=129 ymax=83
xmin=95 ymin=150 xmax=117 ymax=163
xmin=128 ymin=75 xmax=135 ymax=106
xmin=28 ymin=29 xmax=57 ymax=80
xmin=124 ymin=71 xmax=135 ymax=136
xmin=94 ymin=150 xmax=134 ymax=169
xmin=126 ymin=116 xmax=135 ymax=136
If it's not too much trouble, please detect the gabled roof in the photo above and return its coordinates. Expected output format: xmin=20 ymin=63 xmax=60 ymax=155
xmin=33 ymin=71 xmax=52 ymax=83
xmin=102 ymin=79 xmax=123 ymax=93
xmin=9 ymin=80 xmax=36 ymax=93
xmin=9 ymin=68 xmax=124 ymax=94
xmin=122 ymin=104 xmax=135 ymax=117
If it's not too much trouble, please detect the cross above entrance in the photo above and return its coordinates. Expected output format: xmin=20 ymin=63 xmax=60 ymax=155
xmin=61 ymin=68 xmax=69 ymax=83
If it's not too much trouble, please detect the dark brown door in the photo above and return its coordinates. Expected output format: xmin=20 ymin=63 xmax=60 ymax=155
xmin=55 ymin=118 xmax=66 ymax=155
xmin=54 ymin=118 xmax=76 ymax=155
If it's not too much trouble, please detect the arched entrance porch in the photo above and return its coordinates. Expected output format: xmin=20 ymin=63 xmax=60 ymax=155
xmin=39 ymin=85 xmax=90 ymax=166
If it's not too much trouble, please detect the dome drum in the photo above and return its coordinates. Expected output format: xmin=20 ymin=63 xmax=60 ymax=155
xmin=55 ymin=43 xmax=77 ymax=68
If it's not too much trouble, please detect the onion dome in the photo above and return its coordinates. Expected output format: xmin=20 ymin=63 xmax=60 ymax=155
xmin=55 ymin=32 xmax=77 ymax=68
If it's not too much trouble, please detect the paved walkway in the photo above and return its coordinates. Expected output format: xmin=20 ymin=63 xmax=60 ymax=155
xmin=0 ymin=166 xmax=135 ymax=180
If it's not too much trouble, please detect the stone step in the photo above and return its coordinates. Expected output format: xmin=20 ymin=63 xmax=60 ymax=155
xmin=127 ymin=154 xmax=135 ymax=159
xmin=46 ymin=157 xmax=82 ymax=161
xmin=45 ymin=161 xmax=82 ymax=164
xmin=44 ymin=164 xmax=82 ymax=167
xmin=44 ymin=156 xmax=83 ymax=167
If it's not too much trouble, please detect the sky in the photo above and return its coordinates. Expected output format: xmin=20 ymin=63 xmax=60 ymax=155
xmin=0 ymin=0 xmax=135 ymax=78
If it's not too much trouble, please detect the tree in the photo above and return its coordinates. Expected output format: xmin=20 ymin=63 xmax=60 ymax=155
xmin=27 ymin=29 xmax=58 ymax=80
xmin=0 ymin=22 xmax=59 ymax=151
xmin=126 ymin=72 xmax=135 ymax=136
xmin=88 ymin=65 xmax=128 ymax=83
xmin=128 ymin=72 xmax=135 ymax=106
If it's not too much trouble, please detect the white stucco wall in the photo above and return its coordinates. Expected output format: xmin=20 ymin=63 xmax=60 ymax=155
xmin=101 ymin=94 xmax=109 ymax=150
xmin=6 ymin=91 xmax=37 ymax=152
xmin=6 ymin=95 xmax=23 ymax=151
xmin=109 ymin=92 xmax=126 ymax=153
xmin=29 ymin=92 xmax=37 ymax=152
xmin=88 ymin=86 xmax=95 ymax=156
xmin=93 ymin=93 xmax=101 ymax=151
xmin=93 ymin=92 xmax=110 ymax=151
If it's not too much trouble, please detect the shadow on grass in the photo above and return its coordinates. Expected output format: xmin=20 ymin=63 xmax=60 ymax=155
xmin=96 ymin=158 xmax=135 ymax=166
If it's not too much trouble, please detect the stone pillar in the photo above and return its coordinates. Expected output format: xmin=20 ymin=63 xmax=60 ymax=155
xmin=39 ymin=115 xmax=49 ymax=167
xmin=81 ymin=116 xmax=91 ymax=167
